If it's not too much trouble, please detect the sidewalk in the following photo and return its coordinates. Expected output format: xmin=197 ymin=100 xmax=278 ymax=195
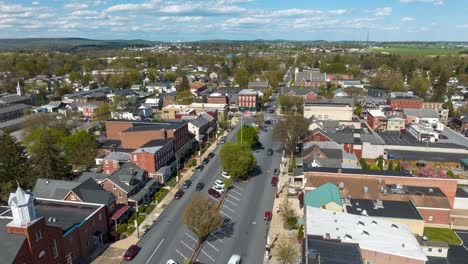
xmin=92 ymin=127 xmax=233 ymax=264
xmin=263 ymin=159 xmax=302 ymax=264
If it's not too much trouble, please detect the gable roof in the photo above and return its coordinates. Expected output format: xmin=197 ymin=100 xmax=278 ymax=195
xmin=283 ymin=87 xmax=317 ymax=96
xmin=190 ymin=114 xmax=210 ymax=128
xmin=403 ymin=108 xmax=439 ymax=119
xmin=305 ymin=183 xmax=342 ymax=208
xmin=107 ymin=162 xmax=146 ymax=193
xmin=70 ymin=178 xmax=115 ymax=205
xmin=0 ymin=218 xmax=26 ymax=264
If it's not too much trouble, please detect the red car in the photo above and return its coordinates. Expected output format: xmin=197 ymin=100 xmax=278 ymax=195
xmin=271 ymin=176 xmax=278 ymax=187
xmin=208 ymin=188 xmax=221 ymax=198
xmin=174 ymin=190 xmax=184 ymax=200
xmin=123 ymin=245 xmax=140 ymax=261
xmin=264 ymin=211 xmax=272 ymax=221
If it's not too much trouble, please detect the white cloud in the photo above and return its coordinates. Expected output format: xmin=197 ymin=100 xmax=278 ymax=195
xmin=456 ymin=24 xmax=468 ymax=29
xmin=383 ymin=26 xmax=400 ymax=30
xmin=401 ymin=17 xmax=415 ymax=22
xmin=158 ymin=16 xmax=205 ymax=22
xmin=64 ymin=3 xmax=89 ymax=9
xmin=106 ymin=0 xmax=161 ymax=12
xmin=375 ymin=7 xmax=392 ymax=16
xmin=400 ymin=0 xmax=443 ymax=5
xmin=32 ymin=1 xmax=40 ymax=5
xmin=37 ymin=13 xmax=56 ymax=19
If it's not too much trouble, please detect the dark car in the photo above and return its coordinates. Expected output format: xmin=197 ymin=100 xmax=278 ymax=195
xmin=400 ymin=128 xmax=406 ymax=134
xmin=264 ymin=211 xmax=272 ymax=221
xmin=196 ymin=182 xmax=205 ymax=191
xmin=202 ymin=158 xmax=210 ymax=164
xmin=267 ymin=149 xmax=274 ymax=155
xmin=174 ymin=190 xmax=184 ymax=199
xmin=271 ymin=176 xmax=278 ymax=187
xmin=208 ymin=188 xmax=221 ymax=198
xmin=273 ymin=168 xmax=280 ymax=175
xmin=195 ymin=165 xmax=204 ymax=172
xmin=123 ymin=245 xmax=140 ymax=261
xmin=207 ymin=152 xmax=215 ymax=159
xmin=182 ymin=180 xmax=192 ymax=189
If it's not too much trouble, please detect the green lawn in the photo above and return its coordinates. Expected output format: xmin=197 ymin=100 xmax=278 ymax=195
xmin=371 ymin=47 xmax=464 ymax=56
xmin=423 ymin=227 xmax=462 ymax=245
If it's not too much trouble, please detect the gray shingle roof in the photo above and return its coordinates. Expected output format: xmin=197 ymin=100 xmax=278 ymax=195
xmin=190 ymin=115 xmax=209 ymax=128
xmin=0 ymin=103 xmax=30 ymax=114
xmin=0 ymin=218 xmax=25 ymax=264
xmin=108 ymin=162 xmax=146 ymax=193
xmin=33 ymin=178 xmax=80 ymax=200
xmin=283 ymin=87 xmax=317 ymax=96
xmin=295 ymin=71 xmax=326 ymax=82
xmin=403 ymin=108 xmax=439 ymax=119
xmin=0 ymin=95 xmax=31 ymax=104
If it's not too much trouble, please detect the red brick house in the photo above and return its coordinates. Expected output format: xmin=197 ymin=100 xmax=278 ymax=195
xmin=366 ymin=109 xmax=387 ymax=131
xmin=207 ymin=95 xmax=228 ymax=104
xmin=238 ymin=89 xmax=259 ymax=112
xmin=387 ymin=97 xmax=423 ymax=110
xmin=1 ymin=186 xmax=108 ymax=264
xmin=130 ymin=138 xmax=175 ymax=176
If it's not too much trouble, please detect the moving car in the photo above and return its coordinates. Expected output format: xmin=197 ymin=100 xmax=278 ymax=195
xmin=227 ymin=254 xmax=241 ymax=264
xmin=267 ymin=148 xmax=274 ymax=155
xmin=271 ymin=176 xmax=278 ymax=187
xmin=202 ymin=158 xmax=210 ymax=164
xmin=195 ymin=165 xmax=204 ymax=172
xmin=264 ymin=211 xmax=272 ymax=221
xmin=196 ymin=182 xmax=205 ymax=191
xmin=123 ymin=245 xmax=140 ymax=261
xmin=208 ymin=152 xmax=215 ymax=159
xmin=174 ymin=190 xmax=184 ymax=199
xmin=214 ymin=180 xmax=225 ymax=188
xmin=208 ymin=188 xmax=221 ymax=198
xmin=182 ymin=180 xmax=192 ymax=189
xmin=212 ymin=185 xmax=225 ymax=193
xmin=273 ymin=168 xmax=280 ymax=176
xmin=222 ymin=171 xmax=231 ymax=179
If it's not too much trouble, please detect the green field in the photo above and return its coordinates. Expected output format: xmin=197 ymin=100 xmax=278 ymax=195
xmin=371 ymin=46 xmax=464 ymax=56
xmin=423 ymin=227 xmax=462 ymax=245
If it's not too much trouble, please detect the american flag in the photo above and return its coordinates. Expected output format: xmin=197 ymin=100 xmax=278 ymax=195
xmin=242 ymin=110 xmax=251 ymax=117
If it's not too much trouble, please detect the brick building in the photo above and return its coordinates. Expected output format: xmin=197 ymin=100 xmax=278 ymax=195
xmin=0 ymin=186 xmax=108 ymax=264
xmin=366 ymin=109 xmax=387 ymax=131
xmin=131 ymin=139 xmax=175 ymax=176
xmin=295 ymin=71 xmax=327 ymax=87
xmin=387 ymin=97 xmax=423 ymax=110
xmin=207 ymin=94 xmax=229 ymax=105
xmin=238 ymin=89 xmax=259 ymax=112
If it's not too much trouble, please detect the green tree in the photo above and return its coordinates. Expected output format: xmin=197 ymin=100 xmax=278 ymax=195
xmin=277 ymin=95 xmax=303 ymax=115
xmin=272 ymin=116 xmax=309 ymax=158
xmin=385 ymin=73 xmax=406 ymax=92
xmin=219 ymin=142 xmax=256 ymax=180
xmin=410 ymin=75 xmax=429 ymax=99
xmin=23 ymin=128 xmax=71 ymax=179
xmin=376 ymin=155 xmax=384 ymax=170
xmin=343 ymin=86 xmax=366 ymax=104
xmin=183 ymin=195 xmax=223 ymax=242
xmin=0 ymin=133 xmax=33 ymax=203
xmin=81 ymin=73 xmax=93 ymax=85
xmin=445 ymin=98 xmax=455 ymax=117
xmin=62 ymin=130 xmax=97 ymax=166
xmin=237 ymin=125 xmax=259 ymax=146
xmin=69 ymin=71 xmax=81 ymax=82
xmin=395 ymin=162 xmax=401 ymax=171
xmin=388 ymin=160 xmax=394 ymax=171
xmin=93 ymin=103 xmax=112 ymax=122
xmin=178 ymin=75 xmax=189 ymax=91
xmin=354 ymin=104 xmax=362 ymax=116
xmin=432 ymin=70 xmax=448 ymax=102
xmin=234 ymin=67 xmax=250 ymax=87
xmin=359 ymin=158 xmax=368 ymax=169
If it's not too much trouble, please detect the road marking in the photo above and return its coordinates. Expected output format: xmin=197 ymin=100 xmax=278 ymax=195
xmin=145 ymin=238 xmax=165 ymax=264
xmin=201 ymin=249 xmax=215 ymax=262
xmin=181 ymin=240 xmax=194 ymax=251
xmin=220 ymin=211 xmax=232 ymax=219
xmin=223 ymin=204 xmax=235 ymax=213
xmin=228 ymin=194 xmax=241 ymax=201
xmin=209 ymin=233 xmax=224 ymax=243
xmin=205 ymin=241 xmax=220 ymax=252
xmin=230 ymin=189 xmax=242 ymax=196
xmin=463 ymin=245 xmax=468 ymax=251
xmin=234 ymin=185 xmax=245 ymax=191
xmin=176 ymin=249 xmax=187 ymax=259
xmin=224 ymin=199 xmax=238 ymax=207
xmin=185 ymin=232 xmax=198 ymax=242
xmin=208 ymin=196 xmax=219 ymax=202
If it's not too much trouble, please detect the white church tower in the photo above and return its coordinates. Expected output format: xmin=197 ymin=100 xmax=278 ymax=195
xmin=16 ymin=80 xmax=24 ymax=96
xmin=8 ymin=185 xmax=36 ymax=225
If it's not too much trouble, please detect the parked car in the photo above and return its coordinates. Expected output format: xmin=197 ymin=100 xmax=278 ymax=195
xmin=195 ymin=165 xmax=204 ymax=172
xmin=400 ymin=128 xmax=406 ymax=134
xmin=222 ymin=171 xmax=231 ymax=179
xmin=207 ymin=152 xmax=215 ymax=159
xmin=182 ymin=180 xmax=192 ymax=189
xmin=264 ymin=211 xmax=272 ymax=221
xmin=196 ymin=182 xmax=205 ymax=191
xmin=123 ymin=245 xmax=140 ymax=261
xmin=227 ymin=254 xmax=241 ymax=264
xmin=252 ymin=123 xmax=259 ymax=127
xmin=174 ymin=190 xmax=184 ymax=199
xmin=220 ymin=136 xmax=227 ymax=144
xmin=214 ymin=180 xmax=225 ymax=188
xmin=262 ymin=128 xmax=268 ymax=132
xmin=166 ymin=260 xmax=178 ymax=264
xmin=273 ymin=168 xmax=280 ymax=175
xmin=212 ymin=185 xmax=225 ymax=193
xmin=202 ymin=158 xmax=210 ymax=164
xmin=208 ymin=188 xmax=221 ymax=198
xmin=271 ymin=176 xmax=278 ymax=186
xmin=267 ymin=149 xmax=274 ymax=155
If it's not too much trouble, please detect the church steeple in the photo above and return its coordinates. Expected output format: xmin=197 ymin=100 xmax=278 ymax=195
xmin=8 ymin=185 xmax=36 ymax=225
xmin=16 ymin=80 xmax=24 ymax=96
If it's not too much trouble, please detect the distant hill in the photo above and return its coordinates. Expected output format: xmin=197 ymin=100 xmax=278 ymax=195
xmin=0 ymin=38 xmax=156 ymax=52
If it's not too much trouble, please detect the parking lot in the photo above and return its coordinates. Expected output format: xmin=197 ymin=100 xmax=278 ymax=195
xmin=378 ymin=131 xmax=467 ymax=149
xmin=447 ymin=230 xmax=468 ymax=263
xmin=170 ymin=182 xmax=247 ymax=264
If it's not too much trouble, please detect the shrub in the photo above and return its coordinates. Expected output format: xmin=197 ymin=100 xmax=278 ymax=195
xmin=166 ymin=178 xmax=177 ymax=187
xmin=117 ymin=223 xmax=127 ymax=234
xmin=137 ymin=215 xmax=145 ymax=225
xmin=190 ymin=159 xmax=197 ymax=167
xmin=287 ymin=217 xmax=298 ymax=229
xmin=145 ymin=205 xmax=156 ymax=214
xmin=152 ymin=188 xmax=169 ymax=202
xmin=447 ymin=170 xmax=454 ymax=177
xmin=138 ymin=206 xmax=146 ymax=213
xmin=297 ymin=225 xmax=304 ymax=240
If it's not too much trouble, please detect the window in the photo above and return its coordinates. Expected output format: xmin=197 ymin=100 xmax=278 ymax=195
xmin=118 ymin=192 xmax=122 ymax=198
xmin=105 ymin=161 xmax=109 ymax=167
xmin=68 ymin=236 xmax=73 ymax=245
xmin=133 ymin=155 xmax=137 ymax=161
xmin=428 ymin=248 xmax=433 ymax=252
xmin=92 ymin=220 xmax=96 ymax=227
xmin=70 ymin=195 xmax=76 ymax=201
xmin=85 ymin=227 xmax=88 ymax=233
xmin=113 ymin=184 xmax=116 ymax=190
xmin=35 ymin=230 xmax=42 ymax=241
xmin=429 ymin=216 xmax=433 ymax=221
xmin=99 ymin=213 xmax=103 ymax=222
xmin=38 ymin=250 xmax=46 ymax=258
xmin=366 ymin=261 xmax=372 ymax=264
xmin=52 ymin=239 xmax=58 ymax=258
xmin=438 ymin=249 xmax=443 ymax=253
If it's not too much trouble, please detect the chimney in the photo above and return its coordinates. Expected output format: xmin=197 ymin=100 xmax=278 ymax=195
xmin=337 ymin=168 xmax=342 ymax=174
xmin=325 ymin=233 xmax=331 ymax=239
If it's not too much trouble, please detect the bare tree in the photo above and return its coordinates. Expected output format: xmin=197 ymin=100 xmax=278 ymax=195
xmin=272 ymin=115 xmax=309 ymax=158
xmin=278 ymin=198 xmax=297 ymax=221
xmin=255 ymin=112 xmax=265 ymax=127
xmin=183 ymin=194 xmax=224 ymax=242
xmin=274 ymin=236 xmax=298 ymax=264
xmin=342 ymin=86 xmax=367 ymax=104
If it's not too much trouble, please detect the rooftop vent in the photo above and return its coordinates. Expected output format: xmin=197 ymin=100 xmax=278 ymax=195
xmin=338 ymin=182 xmax=344 ymax=189
xmin=391 ymin=224 xmax=399 ymax=230
xmin=358 ymin=221 xmax=365 ymax=227
xmin=371 ymin=220 xmax=377 ymax=225
xmin=361 ymin=210 xmax=368 ymax=216
xmin=345 ymin=234 xmax=352 ymax=240
xmin=401 ymin=243 xmax=406 ymax=248
xmin=362 ymin=230 xmax=369 ymax=237
xmin=429 ymin=188 xmax=434 ymax=193
xmin=363 ymin=186 xmax=368 ymax=193
xmin=373 ymin=199 xmax=384 ymax=209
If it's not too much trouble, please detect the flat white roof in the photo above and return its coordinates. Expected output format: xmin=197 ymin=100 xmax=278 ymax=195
xmin=188 ymin=103 xmax=226 ymax=108
xmin=368 ymin=109 xmax=385 ymax=117
xmin=133 ymin=146 xmax=163 ymax=154
xmin=305 ymin=207 xmax=427 ymax=261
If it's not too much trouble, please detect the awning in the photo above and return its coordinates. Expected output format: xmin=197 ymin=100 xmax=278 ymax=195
xmin=110 ymin=205 xmax=130 ymax=220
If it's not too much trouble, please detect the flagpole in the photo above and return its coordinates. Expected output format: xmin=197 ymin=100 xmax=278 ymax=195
xmin=241 ymin=111 xmax=243 ymax=143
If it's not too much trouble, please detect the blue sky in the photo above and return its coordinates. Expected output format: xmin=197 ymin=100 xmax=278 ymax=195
xmin=1 ymin=0 xmax=467 ymax=41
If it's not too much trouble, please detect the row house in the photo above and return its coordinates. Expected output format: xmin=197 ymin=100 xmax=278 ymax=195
xmin=238 ymin=89 xmax=260 ymax=112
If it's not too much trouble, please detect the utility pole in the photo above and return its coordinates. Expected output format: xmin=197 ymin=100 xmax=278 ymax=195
xmin=241 ymin=113 xmax=243 ymax=143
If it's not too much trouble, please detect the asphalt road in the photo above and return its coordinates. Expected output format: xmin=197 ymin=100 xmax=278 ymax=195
xmin=128 ymin=116 xmax=281 ymax=264
xmin=447 ymin=230 xmax=468 ymax=264
xmin=387 ymin=150 xmax=468 ymax=162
